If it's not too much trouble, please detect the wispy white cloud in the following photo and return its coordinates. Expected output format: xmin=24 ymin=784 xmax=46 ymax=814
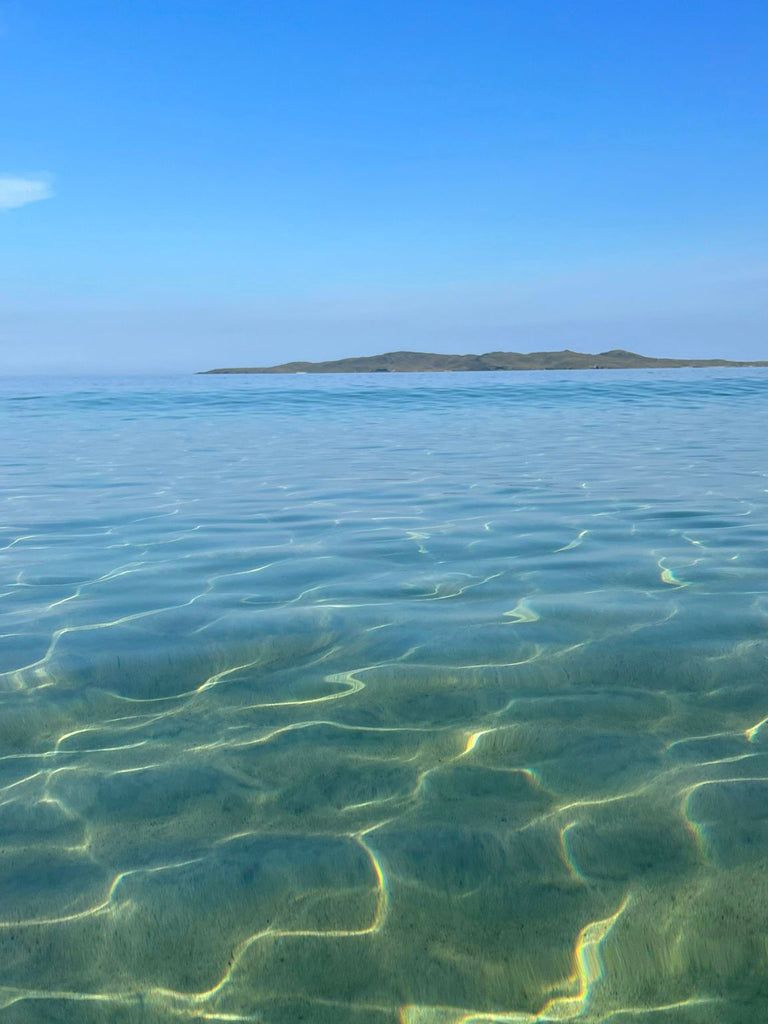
xmin=0 ymin=176 xmax=53 ymax=211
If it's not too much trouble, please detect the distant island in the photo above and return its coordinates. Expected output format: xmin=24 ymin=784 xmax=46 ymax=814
xmin=200 ymin=348 xmax=768 ymax=374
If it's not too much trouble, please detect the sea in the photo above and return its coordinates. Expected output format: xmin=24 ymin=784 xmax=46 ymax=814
xmin=1 ymin=369 xmax=768 ymax=1023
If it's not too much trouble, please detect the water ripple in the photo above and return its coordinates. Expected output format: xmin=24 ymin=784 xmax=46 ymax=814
xmin=1 ymin=371 xmax=767 ymax=1020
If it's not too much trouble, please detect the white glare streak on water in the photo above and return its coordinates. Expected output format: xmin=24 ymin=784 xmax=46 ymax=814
xmin=1 ymin=369 xmax=768 ymax=1022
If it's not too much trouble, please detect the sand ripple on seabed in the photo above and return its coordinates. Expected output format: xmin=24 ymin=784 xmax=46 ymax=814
xmin=1 ymin=474 xmax=768 ymax=1022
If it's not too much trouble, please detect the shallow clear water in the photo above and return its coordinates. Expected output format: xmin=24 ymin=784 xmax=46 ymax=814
xmin=2 ymin=369 xmax=768 ymax=1022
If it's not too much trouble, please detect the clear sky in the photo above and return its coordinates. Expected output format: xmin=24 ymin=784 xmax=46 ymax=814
xmin=2 ymin=0 xmax=767 ymax=372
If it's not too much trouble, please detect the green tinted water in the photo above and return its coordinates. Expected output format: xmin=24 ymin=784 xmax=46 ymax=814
xmin=1 ymin=371 xmax=767 ymax=1021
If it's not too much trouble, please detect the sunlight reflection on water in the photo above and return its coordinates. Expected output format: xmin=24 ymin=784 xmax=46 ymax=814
xmin=1 ymin=369 xmax=767 ymax=1022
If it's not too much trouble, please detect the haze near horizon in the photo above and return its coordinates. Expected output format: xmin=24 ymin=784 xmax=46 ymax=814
xmin=2 ymin=0 xmax=767 ymax=374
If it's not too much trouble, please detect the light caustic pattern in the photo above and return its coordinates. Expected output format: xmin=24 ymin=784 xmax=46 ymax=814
xmin=1 ymin=371 xmax=768 ymax=1022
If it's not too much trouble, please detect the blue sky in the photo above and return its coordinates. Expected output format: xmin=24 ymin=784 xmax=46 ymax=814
xmin=2 ymin=0 xmax=767 ymax=372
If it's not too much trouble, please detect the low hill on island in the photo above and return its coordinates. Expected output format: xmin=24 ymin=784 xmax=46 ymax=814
xmin=200 ymin=349 xmax=768 ymax=374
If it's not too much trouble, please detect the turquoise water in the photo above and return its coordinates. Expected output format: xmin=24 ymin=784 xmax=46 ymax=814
xmin=2 ymin=369 xmax=768 ymax=1022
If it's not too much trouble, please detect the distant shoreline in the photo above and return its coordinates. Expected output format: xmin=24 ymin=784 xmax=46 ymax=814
xmin=199 ymin=348 xmax=768 ymax=374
